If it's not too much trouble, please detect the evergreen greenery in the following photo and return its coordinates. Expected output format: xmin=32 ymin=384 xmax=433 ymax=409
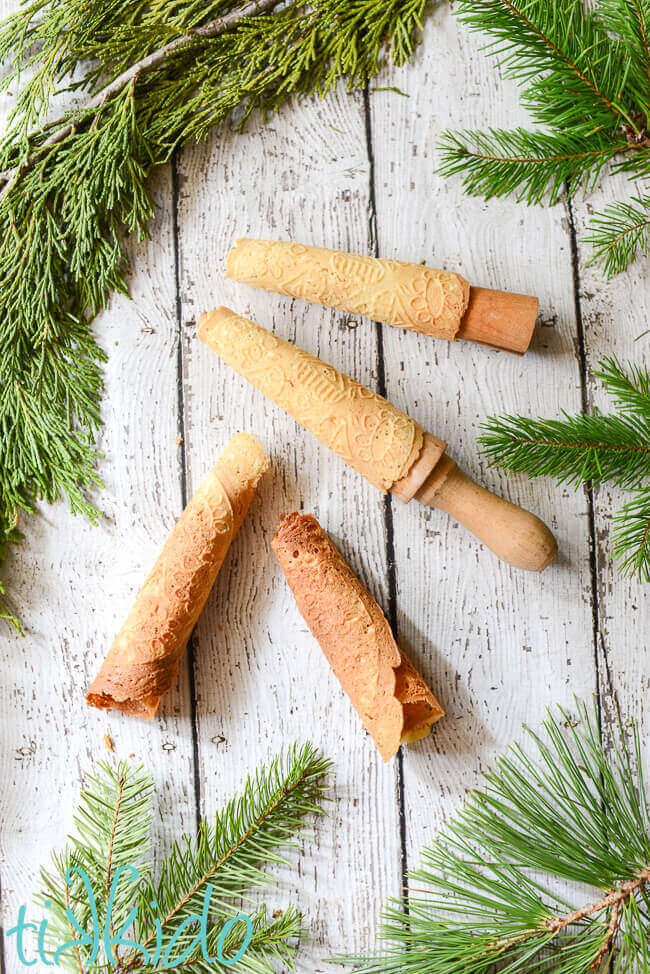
xmin=480 ymin=357 xmax=650 ymax=581
xmin=38 ymin=743 xmax=331 ymax=972
xmin=0 ymin=0 xmax=429 ymax=632
xmin=343 ymin=700 xmax=650 ymax=974
xmin=438 ymin=0 xmax=650 ymax=278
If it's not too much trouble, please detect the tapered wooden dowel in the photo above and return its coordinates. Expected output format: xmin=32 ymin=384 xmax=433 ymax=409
xmin=414 ymin=451 xmax=557 ymax=572
xmin=457 ymin=286 xmax=539 ymax=355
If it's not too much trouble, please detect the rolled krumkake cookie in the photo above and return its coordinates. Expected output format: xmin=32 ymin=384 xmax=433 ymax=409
xmin=273 ymin=513 xmax=444 ymax=760
xmin=197 ymin=308 xmax=557 ymax=572
xmin=86 ymin=433 xmax=269 ymax=718
xmin=226 ymin=238 xmax=538 ymax=354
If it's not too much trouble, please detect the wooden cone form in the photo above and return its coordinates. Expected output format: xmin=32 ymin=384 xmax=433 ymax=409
xmin=458 ymin=286 xmax=539 ymax=355
xmin=198 ymin=309 xmax=557 ymax=572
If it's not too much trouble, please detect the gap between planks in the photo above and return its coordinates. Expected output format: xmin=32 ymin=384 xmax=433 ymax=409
xmin=362 ymin=82 xmax=410 ymax=907
xmin=172 ymin=148 xmax=203 ymax=827
xmin=566 ymin=192 xmax=610 ymax=738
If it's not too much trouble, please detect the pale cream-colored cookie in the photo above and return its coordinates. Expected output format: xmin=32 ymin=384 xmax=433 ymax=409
xmin=226 ymin=238 xmax=470 ymax=341
xmin=198 ymin=307 xmax=426 ymax=492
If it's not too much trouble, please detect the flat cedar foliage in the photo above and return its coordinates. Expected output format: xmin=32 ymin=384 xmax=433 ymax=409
xmin=0 ymin=0 xmax=428 ymax=631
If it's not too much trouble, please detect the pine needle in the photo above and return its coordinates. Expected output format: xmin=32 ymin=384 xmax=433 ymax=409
xmin=583 ymin=196 xmax=650 ymax=278
xmin=341 ymin=700 xmax=650 ymax=974
xmin=613 ymin=489 xmax=650 ymax=581
xmin=37 ymin=744 xmax=331 ymax=972
xmin=0 ymin=0 xmax=430 ymax=631
xmin=479 ymin=357 xmax=650 ymax=580
xmin=438 ymin=0 xmax=650 ymax=276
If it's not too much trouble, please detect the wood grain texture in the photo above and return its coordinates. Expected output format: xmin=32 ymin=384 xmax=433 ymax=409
xmin=367 ymin=6 xmax=598 ymax=866
xmin=175 ymin=86 xmax=401 ymax=967
xmin=570 ymin=176 xmax=650 ymax=773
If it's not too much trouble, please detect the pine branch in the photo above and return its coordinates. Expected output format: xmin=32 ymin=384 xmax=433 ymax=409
xmin=583 ymin=195 xmax=650 ymax=278
xmin=40 ymin=761 xmax=155 ymax=971
xmin=453 ymin=0 xmax=639 ymax=133
xmin=438 ymin=127 xmax=628 ymax=204
xmin=479 ymin=358 xmax=650 ymax=580
xmin=37 ymin=745 xmax=331 ymax=972
xmin=343 ymin=700 xmax=650 ymax=974
xmin=595 ymin=355 xmax=650 ymax=417
xmin=439 ymin=0 xmax=650 ymax=276
xmin=598 ymin=0 xmax=650 ymax=111
xmin=479 ymin=412 xmax=650 ymax=489
xmin=613 ymin=489 xmax=650 ymax=581
xmin=135 ymin=742 xmax=331 ymax=965
xmin=0 ymin=0 xmax=430 ymax=631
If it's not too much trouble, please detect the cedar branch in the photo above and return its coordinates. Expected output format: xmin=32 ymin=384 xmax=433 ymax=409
xmin=0 ymin=0 xmax=283 ymax=194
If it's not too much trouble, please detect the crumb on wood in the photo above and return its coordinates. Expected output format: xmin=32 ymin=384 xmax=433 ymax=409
xmin=104 ymin=734 xmax=115 ymax=752
xmin=176 ymin=436 xmax=183 ymax=445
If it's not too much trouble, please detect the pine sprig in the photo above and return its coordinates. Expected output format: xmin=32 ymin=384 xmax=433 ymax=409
xmin=344 ymin=700 xmax=650 ymax=974
xmin=0 ymin=0 xmax=429 ymax=631
xmin=439 ymin=128 xmax=627 ymax=205
xmin=437 ymin=0 xmax=650 ymax=277
xmin=479 ymin=357 xmax=650 ymax=580
xmin=613 ymin=489 xmax=650 ymax=581
xmin=582 ymin=195 xmax=650 ymax=278
xmin=38 ymin=744 xmax=331 ymax=972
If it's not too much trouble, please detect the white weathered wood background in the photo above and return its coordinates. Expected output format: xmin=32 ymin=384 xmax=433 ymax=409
xmin=1 ymin=3 xmax=649 ymax=971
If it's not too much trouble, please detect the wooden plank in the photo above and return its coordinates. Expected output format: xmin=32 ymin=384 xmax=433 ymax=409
xmin=0 ymin=88 xmax=197 ymax=974
xmin=175 ymin=88 xmax=403 ymax=963
xmin=368 ymin=5 xmax=598 ymax=864
xmin=570 ymin=176 xmax=650 ymax=768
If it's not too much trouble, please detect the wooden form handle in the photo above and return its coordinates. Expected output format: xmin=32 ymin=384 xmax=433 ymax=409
xmin=458 ymin=286 xmax=539 ymax=355
xmin=415 ymin=455 xmax=557 ymax=572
